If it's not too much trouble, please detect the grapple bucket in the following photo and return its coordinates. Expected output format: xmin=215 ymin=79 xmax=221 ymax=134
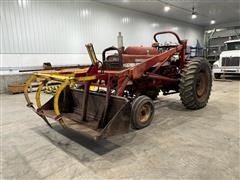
xmin=33 ymin=88 xmax=131 ymax=140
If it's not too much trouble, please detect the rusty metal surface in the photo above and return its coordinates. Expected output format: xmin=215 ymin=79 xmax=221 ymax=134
xmin=130 ymin=47 xmax=181 ymax=79
xmin=124 ymin=46 xmax=158 ymax=55
xmin=42 ymin=110 xmax=101 ymax=139
xmin=145 ymin=73 xmax=177 ymax=83
xmin=36 ymin=89 xmax=131 ymax=139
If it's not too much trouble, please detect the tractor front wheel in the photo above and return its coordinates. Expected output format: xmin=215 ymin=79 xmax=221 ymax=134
xmin=179 ymin=59 xmax=212 ymax=110
xmin=131 ymin=95 xmax=155 ymax=129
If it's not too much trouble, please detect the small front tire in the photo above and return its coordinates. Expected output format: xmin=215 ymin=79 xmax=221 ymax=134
xmin=131 ymin=95 xmax=155 ymax=129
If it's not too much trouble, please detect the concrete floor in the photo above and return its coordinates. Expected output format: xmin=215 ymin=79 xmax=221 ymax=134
xmin=1 ymin=80 xmax=239 ymax=179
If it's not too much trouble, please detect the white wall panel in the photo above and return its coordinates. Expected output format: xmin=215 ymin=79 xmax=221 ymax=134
xmin=1 ymin=0 xmax=204 ymax=69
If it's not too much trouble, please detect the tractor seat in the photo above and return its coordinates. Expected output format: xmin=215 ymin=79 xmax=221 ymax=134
xmin=103 ymin=54 xmax=124 ymax=70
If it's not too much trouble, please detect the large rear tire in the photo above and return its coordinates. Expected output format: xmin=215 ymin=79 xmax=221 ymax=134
xmin=179 ymin=59 xmax=212 ymax=110
xmin=131 ymin=95 xmax=155 ymax=129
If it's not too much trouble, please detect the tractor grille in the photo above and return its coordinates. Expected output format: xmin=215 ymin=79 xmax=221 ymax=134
xmin=222 ymin=57 xmax=240 ymax=66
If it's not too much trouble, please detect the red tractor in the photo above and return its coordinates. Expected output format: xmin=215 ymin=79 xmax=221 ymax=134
xmin=24 ymin=31 xmax=212 ymax=139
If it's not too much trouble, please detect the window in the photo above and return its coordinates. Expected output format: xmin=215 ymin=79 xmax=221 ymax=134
xmin=226 ymin=42 xmax=240 ymax=51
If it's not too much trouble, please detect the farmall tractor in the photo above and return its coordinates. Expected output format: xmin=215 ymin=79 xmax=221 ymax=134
xmin=24 ymin=31 xmax=212 ymax=139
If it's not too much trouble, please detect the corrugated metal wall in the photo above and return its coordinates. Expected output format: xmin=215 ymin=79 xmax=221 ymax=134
xmin=1 ymin=0 xmax=204 ymax=55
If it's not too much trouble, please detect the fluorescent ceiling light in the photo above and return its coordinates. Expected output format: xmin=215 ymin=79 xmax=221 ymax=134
xmin=122 ymin=17 xmax=130 ymax=24
xmin=164 ymin=6 xmax=170 ymax=12
xmin=216 ymin=28 xmax=225 ymax=32
xmin=18 ymin=0 xmax=22 ymax=6
xmin=18 ymin=0 xmax=28 ymax=8
xmin=206 ymin=30 xmax=213 ymax=33
xmin=191 ymin=6 xmax=197 ymax=19
xmin=210 ymin=20 xmax=216 ymax=24
xmin=80 ymin=9 xmax=90 ymax=17
xmin=191 ymin=13 xmax=197 ymax=19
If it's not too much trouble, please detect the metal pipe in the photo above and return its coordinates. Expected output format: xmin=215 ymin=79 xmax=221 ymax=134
xmin=146 ymin=73 xmax=177 ymax=83
xmin=117 ymin=32 xmax=123 ymax=49
xmin=85 ymin=43 xmax=98 ymax=65
xmin=81 ymin=82 xmax=90 ymax=121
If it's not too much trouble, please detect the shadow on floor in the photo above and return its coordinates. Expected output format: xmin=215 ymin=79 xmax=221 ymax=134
xmin=154 ymin=97 xmax=188 ymax=112
xmin=34 ymin=123 xmax=121 ymax=155
xmin=32 ymin=94 xmax=219 ymax=162
xmin=33 ymin=123 xmax=137 ymax=163
xmin=218 ymin=75 xmax=240 ymax=81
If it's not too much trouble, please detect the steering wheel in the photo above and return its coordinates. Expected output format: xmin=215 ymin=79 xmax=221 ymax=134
xmin=102 ymin=46 xmax=123 ymax=70
xmin=153 ymin=31 xmax=182 ymax=52
xmin=153 ymin=31 xmax=182 ymax=44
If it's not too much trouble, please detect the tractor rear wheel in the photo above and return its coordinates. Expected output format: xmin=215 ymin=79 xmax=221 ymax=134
xmin=131 ymin=95 xmax=155 ymax=129
xmin=179 ymin=59 xmax=212 ymax=110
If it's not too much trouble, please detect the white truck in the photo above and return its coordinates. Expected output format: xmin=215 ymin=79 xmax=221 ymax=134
xmin=213 ymin=39 xmax=240 ymax=79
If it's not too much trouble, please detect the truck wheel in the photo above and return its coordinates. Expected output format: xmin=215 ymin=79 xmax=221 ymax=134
xmin=214 ymin=73 xmax=221 ymax=79
xmin=179 ymin=59 xmax=212 ymax=110
xmin=131 ymin=95 xmax=155 ymax=129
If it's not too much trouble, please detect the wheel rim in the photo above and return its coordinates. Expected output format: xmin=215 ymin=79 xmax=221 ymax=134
xmin=139 ymin=103 xmax=152 ymax=123
xmin=196 ymin=71 xmax=209 ymax=99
